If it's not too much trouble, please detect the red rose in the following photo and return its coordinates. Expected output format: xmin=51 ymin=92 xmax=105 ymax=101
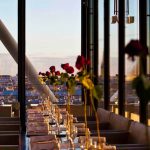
xmin=61 ymin=63 xmax=69 ymax=70
xmin=46 ymin=71 xmax=50 ymax=76
xmin=41 ymin=73 xmax=45 ymax=76
xmin=49 ymin=66 xmax=55 ymax=73
xmin=125 ymin=40 xmax=148 ymax=61
xmin=55 ymin=71 xmax=60 ymax=76
xmin=85 ymin=59 xmax=90 ymax=65
xmin=75 ymin=55 xmax=86 ymax=70
xmin=66 ymin=66 xmax=74 ymax=74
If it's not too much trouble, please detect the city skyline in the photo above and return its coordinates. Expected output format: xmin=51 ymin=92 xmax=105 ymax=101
xmin=0 ymin=53 xmax=135 ymax=76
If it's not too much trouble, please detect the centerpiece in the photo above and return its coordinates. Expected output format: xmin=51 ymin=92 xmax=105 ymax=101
xmin=125 ymin=40 xmax=149 ymax=122
xmin=125 ymin=40 xmax=150 ymax=147
xmin=39 ymin=55 xmax=102 ymax=149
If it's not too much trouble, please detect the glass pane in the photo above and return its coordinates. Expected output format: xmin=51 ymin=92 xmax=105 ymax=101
xmin=26 ymin=0 xmax=81 ymax=105
xmin=109 ymin=0 xmax=119 ymax=113
xmin=147 ymin=0 xmax=150 ymax=125
xmin=147 ymin=0 xmax=150 ymax=49
xmin=99 ymin=0 xmax=104 ymax=108
xmin=0 ymin=0 xmax=18 ymax=117
xmin=125 ymin=0 xmax=139 ymax=122
xmin=0 ymin=0 xmax=19 ymax=117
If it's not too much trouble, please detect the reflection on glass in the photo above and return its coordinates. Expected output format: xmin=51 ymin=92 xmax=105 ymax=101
xmin=98 ymin=0 xmax=104 ymax=107
xmin=147 ymin=0 xmax=150 ymax=125
xmin=0 ymin=0 xmax=18 ymax=117
xmin=109 ymin=0 xmax=119 ymax=113
xmin=26 ymin=0 xmax=81 ymax=105
xmin=125 ymin=0 xmax=141 ymax=122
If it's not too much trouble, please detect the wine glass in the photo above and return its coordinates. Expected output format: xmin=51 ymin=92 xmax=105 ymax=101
xmin=71 ymin=126 xmax=78 ymax=141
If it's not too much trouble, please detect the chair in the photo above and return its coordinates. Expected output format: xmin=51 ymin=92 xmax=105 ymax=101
xmin=87 ymin=108 xmax=131 ymax=131
xmin=0 ymin=134 xmax=20 ymax=145
xmin=0 ymin=117 xmax=20 ymax=124
xmin=0 ymin=124 xmax=20 ymax=131
xmin=0 ymin=145 xmax=19 ymax=150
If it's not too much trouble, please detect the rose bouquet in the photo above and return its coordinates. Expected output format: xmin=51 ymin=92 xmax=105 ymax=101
xmin=39 ymin=55 xmax=102 ymax=148
xmin=39 ymin=55 xmax=102 ymax=105
xmin=125 ymin=40 xmax=149 ymax=123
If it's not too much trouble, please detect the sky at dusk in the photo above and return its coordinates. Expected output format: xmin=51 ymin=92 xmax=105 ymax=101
xmin=0 ymin=0 xmax=139 ymax=57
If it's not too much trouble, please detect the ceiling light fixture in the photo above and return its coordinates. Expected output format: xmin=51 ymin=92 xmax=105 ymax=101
xmin=111 ymin=0 xmax=134 ymax=24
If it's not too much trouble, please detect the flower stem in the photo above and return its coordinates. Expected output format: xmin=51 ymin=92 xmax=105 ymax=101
xmin=67 ymin=92 xmax=72 ymax=137
xmin=90 ymin=90 xmax=101 ymax=145
xmin=84 ymin=88 xmax=88 ymax=149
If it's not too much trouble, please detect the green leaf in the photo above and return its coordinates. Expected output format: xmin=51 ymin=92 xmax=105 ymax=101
xmin=60 ymin=73 xmax=69 ymax=82
xmin=68 ymin=86 xmax=76 ymax=95
xmin=92 ymin=85 xmax=103 ymax=101
xmin=90 ymin=92 xmax=96 ymax=112
xmin=132 ymin=75 xmax=150 ymax=103
xmin=81 ymin=76 xmax=94 ymax=90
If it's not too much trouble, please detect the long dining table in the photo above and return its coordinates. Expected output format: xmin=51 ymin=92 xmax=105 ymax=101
xmin=25 ymin=104 xmax=116 ymax=150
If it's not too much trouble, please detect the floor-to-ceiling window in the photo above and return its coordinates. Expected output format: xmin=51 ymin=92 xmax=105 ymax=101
xmin=109 ymin=0 xmax=119 ymax=113
xmin=0 ymin=0 xmax=18 ymax=117
xmin=26 ymin=0 xmax=81 ymax=105
xmin=108 ymin=0 xmax=150 ymax=124
xmin=98 ymin=0 xmax=104 ymax=107
xmin=147 ymin=0 xmax=150 ymax=50
xmin=125 ymin=0 xmax=139 ymax=121
xmin=147 ymin=0 xmax=150 ymax=125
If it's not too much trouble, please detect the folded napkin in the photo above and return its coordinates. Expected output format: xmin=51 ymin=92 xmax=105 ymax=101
xmin=27 ymin=110 xmax=41 ymax=113
xmin=30 ymin=135 xmax=56 ymax=143
xmin=50 ymin=126 xmax=66 ymax=132
xmin=73 ymin=117 xmax=78 ymax=123
xmin=59 ymin=108 xmax=67 ymax=114
xmin=27 ymin=124 xmax=49 ymax=135
xmin=74 ymin=123 xmax=85 ymax=128
xmin=102 ymin=143 xmax=116 ymax=150
xmin=27 ymin=113 xmax=43 ymax=118
xmin=30 ymin=141 xmax=59 ymax=150
xmin=59 ymin=108 xmax=66 ymax=111
xmin=103 ymin=146 xmax=116 ymax=150
xmin=27 ymin=131 xmax=49 ymax=136
xmin=27 ymin=109 xmax=41 ymax=113
xmin=61 ymin=114 xmax=68 ymax=119
xmin=27 ymin=122 xmax=48 ymax=127
xmin=60 ymin=143 xmax=81 ymax=149
xmin=78 ymin=136 xmax=106 ymax=144
xmin=91 ymin=136 xmax=106 ymax=143
xmin=77 ymin=128 xmax=90 ymax=134
xmin=27 ymin=117 xmax=45 ymax=122
xmin=42 ymin=110 xmax=50 ymax=115
xmin=60 ymin=112 xmax=67 ymax=117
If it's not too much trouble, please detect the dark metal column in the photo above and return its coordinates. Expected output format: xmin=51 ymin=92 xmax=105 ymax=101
xmin=81 ymin=0 xmax=88 ymax=104
xmin=18 ymin=0 xmax=26 ymax=133
xmin=87 ymin=0 xmax=94 ymax=75
xmin=104 ymin=0 xmax=110 ymax=110
xmin=93 ymin=0 xmax=99 ymax=109
xmin=139 ymin=0 xmax=147 ymax=75
xmin=148 ymin=0 xmax=150 ymax=52
xmin=87 ymin=0 xmax=99 ymax=109
xmin=81 ymin=0 xmax=88 ymax=58
xmin=86 ymin=0 xmax=94 ymax=107
xmin=93 ymin=0 xmax=99 ymax=85
xmin=118 ymin=0 xmax=125 ymax=116
xmin=139 ymin=0 xmax=147 ymax=124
